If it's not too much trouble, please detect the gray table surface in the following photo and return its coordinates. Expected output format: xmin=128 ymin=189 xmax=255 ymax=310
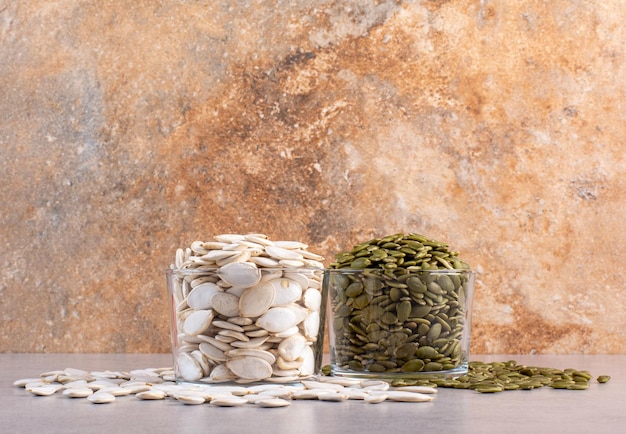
xmin=1 ymin=353 xmax=623 ymax=434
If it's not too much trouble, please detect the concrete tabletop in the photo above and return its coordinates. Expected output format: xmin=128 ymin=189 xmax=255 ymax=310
xmin=1 ymin=353 xmax=622 ymax=434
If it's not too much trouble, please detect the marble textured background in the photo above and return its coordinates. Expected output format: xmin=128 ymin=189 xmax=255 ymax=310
xmin=1 ymin=1 xmax=624 ymax=354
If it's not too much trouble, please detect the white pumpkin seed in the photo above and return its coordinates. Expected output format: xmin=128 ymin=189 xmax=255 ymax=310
xmin=97 ymin=386 xmax=133 ymax=397
xmin=210 ymin=292 xmax=240 ymax=317
xmin=214 ymin=234 xmax=246 ymax=243
xmin=210 ymin=396 xmax=248 ymax=407
xmin=229 ymin=336 xmax=269 ymax=349
xmin=244 ymin=234 xmax=273 ymax=246
xmin=249 ymin=256 xmax=281 ymax=267
xmin=198 ymin=335 xmax=234 ymax=352
xmin=260 ymin=269 xmax=283 ymax=281
xmin=299 ymin=345 xmax=315 ymax=376
xmin=191 ymin=350 xmax=211 ymax=375
xmin=381 ymin=391 xmax=435 ymax=402
xmin=209 ymin=364 xmax=236 ymax=382
xmin=360 ymin=380 xmax=390 ymax=391
xmin=218 ymin=329 xmax=250 ymax=342
xmin=272 ymin=325 xmax=300 ymax=338
xmin=136 ymin=390 xmax=167 ymax=400
xmin=303 ymin=288 xmax=322 ymax=311
xmin=225 ymin=286 xmax=246 ymax=297
xmin=278 ymin=259 xmax=306 ymax=267
xmin=218 ymin=262 xmax=261 ymax=287
xmin=187 ymin=282 xmax=222 ymax=310
xmin=395 ymin=385 xmax=438 ymax=394
xmin=317 ymin=376 xmax=362 ymax=387
xmin=256 ymin=398 xmax=291 ymax=407
xmin=273 ymin=241 xmax=308 ymax=249
xmin=199 ymin=342 xmax=227 ymax=362
xmin=228 ymin=316 xmax=254 ymax=326
xmin=303 ymin=311 xmax=320 ymax=339
xmin=88 ymin=392 xmax=116 ymax=404
xmin=256 ymin=307 xmax=298 ymax=333
xmin=277 ymin=333 xmax=307 ymax=362
xmin=201 ymin=249 xmax=239 ymax=261
xmin=226 ymin=357 xmax=273 ymax=381
xmin=177 ymin=394 xmax=206 ymax=405
xmin=177 ymin=353 xmax=204 ymax=382
xmin=27 ymin=385 xmax=62 ymax=396
xmin=246 ymin=329 xmax=269 ymax=338
xmin=239 ymin=282 xmax=275 ymax=317
xmin=271 ymin=367 xmax=300 ymax=377
xmin=265 ymin=246 xmax=304 ymax=261
xmin=63 ymin=387 xmax=94 ymax=398
xmin=364 ymin=393 xmax=388 ymax=403
xmin=291 ymin=389 xmax=323 ymax=399
xmin=276 ymin=356 xmax=304 ymax=370
xmin=317 ymin=391 xmax=349 ymax=401
xmin=13 ymin=378 xmax=43 ymax=387
xmin=224 ymin=348 xmax=276 ymax=365
xmin=212 ymin=320 xmax=244 ymax=332
xmin=183 ymin=309 xmax=215 ymax=336
xmin=270 ymin=278 xmax=302 ymax=306
xmin=300 ymin=381 xmax=345 ymax=390
xmin=343 ymin=389 xmax=368 ymax=400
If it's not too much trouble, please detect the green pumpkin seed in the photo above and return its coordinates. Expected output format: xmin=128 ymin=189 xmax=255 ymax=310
xmin=401 ymin=359 xmax=425 ymax=372
xmin=597 ymin=375 xmax=611 ymax=383
xmin=371 ymin=249 xmax=388 ymax=260
xmin=389 ymin=287 xmax=402 ymax=302
xmin=395 ymin=342 xmax=417 ymax=359
xmin=351 ymin=257 xmax=372 ymax=269
xmin=416 ymin=346 xmax=439 ymax=359
xmin=381 ymin=311 xmax=398 ymax=325
xmin=410 ymin=305 xmax=431 ymax=318
xmin=436 ymin=275 xmax=455 ymax=293
xmin=353 ymin=293 xmax=370 ymax=309
xmin=368 ymin=330 xmax=388 ymax=343
xmin=417 ymin=323 xmax=430 ymax=336
xmin=426 ymin=282 xmax=445 ymax=295
xmin=396 ymin=300 xmax=412 ymax=322
xmin=345 ymin=282 xmax=364 ymax=297
xmin=369 ymin=363 xmax=386 ymax=372
xmin=566 ymin=383 xmax=589 ymax=390
xmin=427 ymin=322 xmax=442 ymax=341
xmin=474 ymin=385 xmax=504 ymax=393
xmin=407 ymin=277 xmax=427 ymax=293
xmin=551 ymin=380 xmax=575 ymax=389
xmin=424 ymin=362 xmax=443 ymax=371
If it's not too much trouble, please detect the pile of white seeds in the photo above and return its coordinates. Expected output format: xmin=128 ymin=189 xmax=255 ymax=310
xmin=169 ymin=233 xmax=327 ymax=384
xmin=14 ymin=367 xmax=436 ymax=406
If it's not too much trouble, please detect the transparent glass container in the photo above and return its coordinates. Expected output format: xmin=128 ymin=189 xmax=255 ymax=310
xmin=167 ymin=266 xmax=326 ymax=385
xmin=324 ymin=268 xmax=475 ymax=379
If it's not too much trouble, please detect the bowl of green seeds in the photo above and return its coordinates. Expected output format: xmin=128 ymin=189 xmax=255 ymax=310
xmin=324 ymin=233 xmax=475 ymax=379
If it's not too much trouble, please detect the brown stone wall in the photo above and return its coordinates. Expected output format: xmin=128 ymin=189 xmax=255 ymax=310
xmin=1 ymin=1 xmax=624 ymax=353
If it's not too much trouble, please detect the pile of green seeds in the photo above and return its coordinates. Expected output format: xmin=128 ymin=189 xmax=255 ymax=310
xmin=327 ymin=233 xmax=473 ymax=375
xmin=322 ymin=360 xmax=610 ymax=393
xmin=330 ymin=232 xmax=470 ymax=271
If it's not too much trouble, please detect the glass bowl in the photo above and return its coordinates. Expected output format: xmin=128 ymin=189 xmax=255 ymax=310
xmin=167 ymin=266 xmax=326 ymax=385
xmin=324 ymin=268 xmax=475 ymax=379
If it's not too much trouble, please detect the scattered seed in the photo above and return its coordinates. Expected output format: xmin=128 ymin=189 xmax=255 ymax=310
xmin=176 ymin=395 xmax=206 ymax=405
xmin=63 ymin=387 xmax=94 ymax=398
xmin=136 ymin=390 xmax=167 ymax=400
xmin=87 ymin=392 xmax=116 ymax=404
xmin=256 ymin=398 xmax=291 ymax=407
